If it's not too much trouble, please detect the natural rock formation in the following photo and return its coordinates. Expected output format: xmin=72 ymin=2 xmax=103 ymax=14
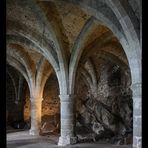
xmin=76 ymin=66 xmax=132 ymax=145
xmin=76 ymin=93 xmax=132 ymax=144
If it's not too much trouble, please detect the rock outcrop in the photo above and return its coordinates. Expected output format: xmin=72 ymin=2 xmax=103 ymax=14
xmin=76 ymin=91 xmax=132 ymax=145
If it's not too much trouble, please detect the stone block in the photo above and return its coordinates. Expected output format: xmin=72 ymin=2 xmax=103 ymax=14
xmin=133 ymin=116 xmax=141 ymax=137
xmin=133 ymin=136 xmax=142 ymax=148
xmin=70 ymin=136 xmax=78 ymax=144
xmin=134 ymin=107 xmax=141 ymax=116
xmin=137 ymin=137 xmax=141 ymax=148
xmin=133 ymin=136 xmax=137 ymax=147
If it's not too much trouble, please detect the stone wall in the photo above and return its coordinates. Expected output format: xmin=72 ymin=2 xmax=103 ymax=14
xmin=75 ymin=66 xmax=133 ymax=144
xmin=24 ymin=89 xmax=30 ymax=122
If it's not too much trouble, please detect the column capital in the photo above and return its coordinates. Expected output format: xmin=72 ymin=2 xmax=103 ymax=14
xmin=59 ymin=94 xmax=76 ymax=102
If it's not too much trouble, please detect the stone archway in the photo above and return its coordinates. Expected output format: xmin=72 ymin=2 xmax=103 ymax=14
xmin=41 ymin=71 xmax=60 ymax=136
xmin=74 ymin=35 xmax=133 ymax=144
xmin=67 ymin=1 xmax=141 ymax=147
xmin=6 ymin=1 xmax=141 ymax=147
xmin=70 ymin=12 xmax=141 ymax=147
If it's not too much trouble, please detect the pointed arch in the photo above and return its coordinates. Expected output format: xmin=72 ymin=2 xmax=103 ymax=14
xmin=29 ymin=0 xmax=69 ymax=94
xmin=7 ymin=20 xmax=59 ymax=71
xmin=7 ymin=55 xmax=31 ymax=92
xmin=35 ymin=56 xmax=53 ymax=95
xmin=69 ymin=16 xmax=96 ymax=94
xmin=7 ymin=45 xmax=35 ymax=87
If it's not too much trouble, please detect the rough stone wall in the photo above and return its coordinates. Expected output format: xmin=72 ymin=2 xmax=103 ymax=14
xmin=75 ymin=66 xmax=133 ymax=144
xmin=24 ymin=88 xmax=31 ymax=122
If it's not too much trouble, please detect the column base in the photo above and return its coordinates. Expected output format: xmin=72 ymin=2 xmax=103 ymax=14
xmin=58 ymin=136 xmax=77 ymax=146
xmin=29 ymin=129 xmax=40 ymax=136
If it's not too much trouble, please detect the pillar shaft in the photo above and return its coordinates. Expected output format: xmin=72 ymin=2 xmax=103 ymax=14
xmin=29 ymin=97 xmax=42 ymax=136
xmin=58 ymin=94 xmax=77 ymax=146
xmin=132 ymin=82 xmax=142 ymax=148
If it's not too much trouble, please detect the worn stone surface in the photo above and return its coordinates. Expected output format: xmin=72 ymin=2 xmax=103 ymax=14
xmin=7 ymin=131 xmax=132 ymax=148
xmin=76 ymin=65 xmax=132 ymax=145
xmin=6 ymin=0 xmax=141 ymax=147
xmin=23 ymin=72 xmax=60 ymax=134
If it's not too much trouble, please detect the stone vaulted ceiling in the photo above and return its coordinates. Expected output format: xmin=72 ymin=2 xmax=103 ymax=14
xmin=6 ymin=0 xmax=140 ymax=88
xmin=6 ymin=0 xmax=141 ymax=147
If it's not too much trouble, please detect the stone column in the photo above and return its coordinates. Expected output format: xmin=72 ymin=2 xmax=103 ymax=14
xmin=132 ymin=82 xmax=142 ymax=148
xmin=58 ymin=94 xmax=77 ymax=146
xmin=29 ymin=97 xmax=43 ymax=136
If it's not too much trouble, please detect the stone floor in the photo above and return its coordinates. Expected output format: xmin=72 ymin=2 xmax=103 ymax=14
xmin=7 ymin=131 xmax=132 ymax=148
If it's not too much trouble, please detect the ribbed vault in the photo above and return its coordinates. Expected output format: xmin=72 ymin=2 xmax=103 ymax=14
xmin=6 ymin=0 xmax=141 ymax=147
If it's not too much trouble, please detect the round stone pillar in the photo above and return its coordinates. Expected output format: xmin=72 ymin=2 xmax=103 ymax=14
xmin=58 ymin=94 xmax=77 ymax=146
xmin=131 ymin=82 xmax=142 ymax=148
xmin=29 ymin=97 xmax=43 ymax=136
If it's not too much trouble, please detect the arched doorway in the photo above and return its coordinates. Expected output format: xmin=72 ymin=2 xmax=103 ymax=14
xmin=41 ymin=71 xmax=60 ymax=136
